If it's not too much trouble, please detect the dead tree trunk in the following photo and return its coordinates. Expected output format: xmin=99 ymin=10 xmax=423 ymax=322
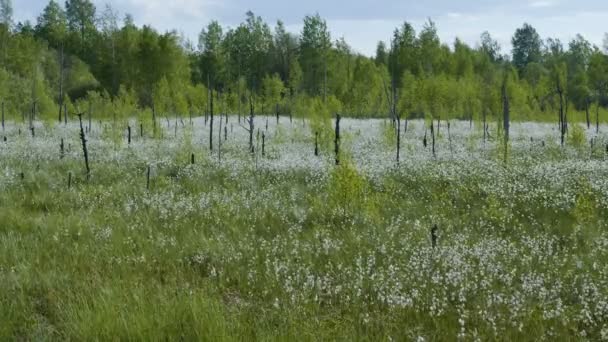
xmin=146 ymin=165 xmax=151 ymax=190
xmin=597 ymin=102 xmax=601 ymax=134
xmin=396 ymin=116 xmax=401 ymax=163
xmin=152 ymin=104 xmax=157 ymax=136
xmin=558 ymin=86 xmax=566 ymax=146
xmin=334 ymin=114 xmax=341 ymax=165
xmin=431 ymin=224 xmax=438 ymax=248
xmin=209 ymin=88 xmax=214 ymax=152
xmin=218 ymin=115 xmax=222 ymax=162
xmin=88 ymin=101 xmax=92 ymax=133
xmin=430 ymin=121 xmax=436 ymax=158
xmin=586 ymin=99 xmax=591 ymax=129
xmin=314 ymin=131 xmax=319 ymax=156
xmin=127 ymin=125 xmax=131 ymax=145
xmin=483 ymin=109 xmax=488 ymax=143
xmin=448 ymin=121 xmax=453 ymax=155
xmin=248 ymin=96 xmax=255 ymax=153
xmin=423 ymin=129 xmax=427 ymax=148
xmin=1 ymin=100 xmax=4 ymax=132
xmin=276 ymin=103 xmax=280 ymax=125
xmin=262 ymin=132 xmax=266 ymax=157
xmin=58 ymin=43 xmax=64 ymax=124
xmin=77 ymin=113 xmax=90 ymax=179
xmin=502 ymin=82 xmax=510 ymax=143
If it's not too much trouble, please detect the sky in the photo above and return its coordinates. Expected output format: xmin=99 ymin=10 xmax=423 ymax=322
xmin=12 ymin=0 xmax=608 ymax=57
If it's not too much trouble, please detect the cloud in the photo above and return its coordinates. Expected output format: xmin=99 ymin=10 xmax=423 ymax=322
xmin=529 ymin=1 xmax=557 ymax=8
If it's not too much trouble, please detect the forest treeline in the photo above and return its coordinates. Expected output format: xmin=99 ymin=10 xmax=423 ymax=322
xmin=1 ymin=0 xmax=608 ymax=124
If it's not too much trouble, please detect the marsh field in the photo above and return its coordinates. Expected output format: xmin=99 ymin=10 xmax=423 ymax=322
xmin=0 ymin=116 xmax=607 ymax=341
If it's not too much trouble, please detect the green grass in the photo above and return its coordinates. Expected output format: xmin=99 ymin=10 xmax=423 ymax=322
xmin=1 ymin=118 xmax=608 ymax=340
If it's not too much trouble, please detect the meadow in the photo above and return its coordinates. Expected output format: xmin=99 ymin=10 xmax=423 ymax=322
xmin=1 ymin=116 xmax=608 ymax=340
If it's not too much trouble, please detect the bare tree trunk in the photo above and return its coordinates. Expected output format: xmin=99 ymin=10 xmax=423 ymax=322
xmin=1 ymin=100 xmax=4 ymax=132
xmin=314 ymin=131 xmax=319 ymax=156
xmin=502 ymin=82 xmax=510 ymax=143
xmin=209 ymin=88 xmax=214 ymax=152
xmin=77 ymin=113 xmax=90 ymax=179
xmin=597 ymin=102 xmax=601 ymax=134
xmin=218 ymin=115 xmax=222 ymax=162
xmin=58 ymin=43 xmax=64 ymax=123
xmin=396 ymin=116 xmax=401 ymax=163
xmin=586 ymin=99 xmax=591 ymax=129
xmin=88 ymin=101 xmax=92 ymax=133
xmin=558 ymin=89 xmax=565 ymax=146
xmin=334 ymin=114 xmax=341 ymax=165
xmin=430 ymin=121 xmax=435 ymax=158
xmin=248 ymin=96 xmax=255 ymax=154
xmin=152 ymin=104 xmax=156 ymax=136
xmin=483 ymin=108 xmax=487 ymax=143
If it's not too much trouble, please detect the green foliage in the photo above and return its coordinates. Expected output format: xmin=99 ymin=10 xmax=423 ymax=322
xmin=568 ymin=123 xmax=586 ymax=148
xmin=1 ymin=2 xmax=608 ymax=127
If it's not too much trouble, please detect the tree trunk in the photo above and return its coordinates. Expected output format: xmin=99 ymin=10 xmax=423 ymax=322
xmin=430 ymin=121 xmax=436 ymax=158
xmin=558 ymin=90 xmax=565 ymax=146
xmin=396 ymin=116 xmax=401 ymax=163
xmin=209 ymin=88 xmax=214 ymax=152
xmin=58 ymin=43 xmax=64 ymax=123
xmin=334 ymin=114 xmax=341 ymax=165
xmin=502 ymin=83 xmax=510 ymax=143
xmin=586 ymin=100 xmax=590 ymax=129
xmin=597 ymin=101 xmax=601 ymax=134
xmin=249 ymin=96 xmax=255 ymax=153
xmin=77 ymin=114 xmax=90 ymax=179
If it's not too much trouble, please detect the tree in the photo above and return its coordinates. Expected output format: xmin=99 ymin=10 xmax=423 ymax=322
xmin=418 ymin=19 xmax=442 ymax=75
xmin=480 ymin=31 xmax=501 ymax=62
xmin=0 ymin=0 xmax=13 ymax=28
xmin=262 ymin=73 xmax=285 ymax=114
xmin=299 ymin=13 xmax=331 ymax=99
xmin=65 ymin=0 xmax=96 ymax=47
xmin=99 ymin=4 xmax=119 ymax=95
xmin=36 ymin=0 xmax=68 ymax=121
xmin=198 ymin=21 xmax=224 ymax=89
xmin=272 ymin=20 xmax=298 ymax=83
xmin=36 ymin=1 xmax=67 ymax=47
xmin=512 ymin=23 xmax=542 ymax=75
xmin=375 ymin=41 xmax=388 ymax=66
xmin=588 ymin=50 xmax=608 ymax=133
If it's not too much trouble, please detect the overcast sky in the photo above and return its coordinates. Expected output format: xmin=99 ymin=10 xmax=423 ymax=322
xmin=13 ymin=0 xmax=608 ymax=56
